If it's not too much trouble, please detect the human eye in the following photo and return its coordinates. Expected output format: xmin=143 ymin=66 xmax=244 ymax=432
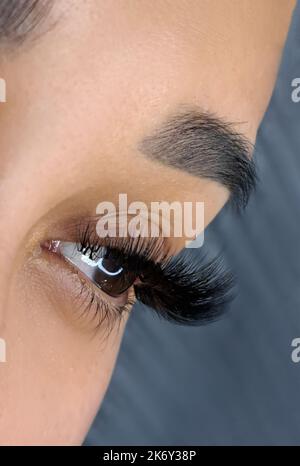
xmin=40 ymin=221 xmax=233 ymax=332
xmin=54 ymin=241 xmax=137 ymax=301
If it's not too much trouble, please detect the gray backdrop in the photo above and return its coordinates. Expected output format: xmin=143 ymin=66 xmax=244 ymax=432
xmin=86 ymin=2 xmax=300 ymax=446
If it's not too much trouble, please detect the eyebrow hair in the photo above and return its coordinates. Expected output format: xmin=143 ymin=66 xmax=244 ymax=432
xmin=0 ymin=0 xmax=54 ymax=45
xmin=138 ymin=109 xmax=257 ymax=209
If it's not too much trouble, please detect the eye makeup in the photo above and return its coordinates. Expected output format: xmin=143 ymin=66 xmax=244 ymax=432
xmin=41 ymin=221 xmax=234 ymax=330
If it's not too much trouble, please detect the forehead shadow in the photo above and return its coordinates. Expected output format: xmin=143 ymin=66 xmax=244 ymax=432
xmin=138 ymin=108 xmax=257 ymax=209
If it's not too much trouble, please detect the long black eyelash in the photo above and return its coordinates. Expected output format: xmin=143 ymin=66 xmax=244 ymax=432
xmin=77 ymin=223 xmax=234 ymax=326
xmin=77 ymin=222 xmax=169 ymax=264
xmin=135 ymin=254 xmax=234 ymax=325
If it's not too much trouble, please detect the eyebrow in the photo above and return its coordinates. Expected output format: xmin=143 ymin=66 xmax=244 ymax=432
xmin=138 ymin=108 xmax=257 ymax=209
xmin=0 ymin=0 xmax=54 ymax=45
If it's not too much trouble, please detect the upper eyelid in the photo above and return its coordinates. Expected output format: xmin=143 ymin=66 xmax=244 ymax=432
xmin=77 ymin=221 xmax=173 ymax=263
xmin=37 ymin=213 xmax=176 ymax=265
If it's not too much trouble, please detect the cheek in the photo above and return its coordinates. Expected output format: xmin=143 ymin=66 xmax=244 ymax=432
xmin=0 ymin=265 xmax=126 ymax=445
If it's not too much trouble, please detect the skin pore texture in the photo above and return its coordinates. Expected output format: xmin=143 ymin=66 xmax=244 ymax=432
xmin=0 ymin=0 xmax=296 ymax=445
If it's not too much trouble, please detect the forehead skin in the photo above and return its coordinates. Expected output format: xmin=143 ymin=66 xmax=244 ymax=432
xmin=0 ymin=0 xmax=295 ymax=445
xmin=0 ymin=0 xmax=294 ymax=251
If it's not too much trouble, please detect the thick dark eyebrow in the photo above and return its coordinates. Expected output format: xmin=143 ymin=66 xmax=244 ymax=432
xmin=0 ymin=0 xmax=54 ymax=45
xmin=138 ymin=108 xmax=257 ymax=209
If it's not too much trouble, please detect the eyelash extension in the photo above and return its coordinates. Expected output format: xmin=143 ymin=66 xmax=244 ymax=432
xmin=135 ymin=254 xmax=234 ymax=325
xmin=77 ymin=222 xmax=170 ymax=265
xmin=76 ymin=223 xmax=234 ymax=326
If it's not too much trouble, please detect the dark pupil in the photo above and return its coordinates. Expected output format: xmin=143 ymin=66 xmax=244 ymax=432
xmin=101 ymin=257 xmax=122 ymax=274
xmin=92 ymin=255 xmax=136 ymax=297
